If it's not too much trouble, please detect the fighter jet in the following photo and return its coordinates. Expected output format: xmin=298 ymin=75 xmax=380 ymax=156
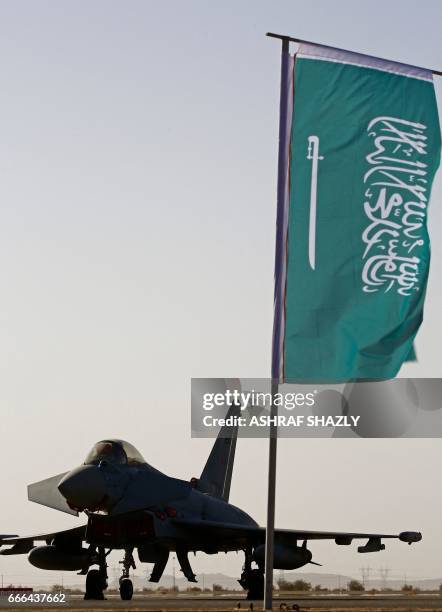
xmin=0 ymin=409 xmax=421 ymax=601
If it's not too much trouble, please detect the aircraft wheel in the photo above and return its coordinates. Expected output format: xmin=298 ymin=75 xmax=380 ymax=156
xmin=246 ymin=568 xmax=264 ymax=600
xmin=84 ymin=569 xmax=106 ymax=600
xmin=119 ymin=578 xmax=134 ymax=601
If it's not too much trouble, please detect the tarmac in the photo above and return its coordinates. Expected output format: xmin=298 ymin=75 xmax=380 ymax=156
xmin=1 ymin=595 xmax=442 ymax=611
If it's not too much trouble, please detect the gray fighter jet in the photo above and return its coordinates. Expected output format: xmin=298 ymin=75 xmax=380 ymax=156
xmin=0 ymin=411 xmax=421 ymax=600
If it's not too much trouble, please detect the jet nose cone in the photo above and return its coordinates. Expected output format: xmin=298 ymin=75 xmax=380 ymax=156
xmin=58 ymin=465 xmax=107 ymax=511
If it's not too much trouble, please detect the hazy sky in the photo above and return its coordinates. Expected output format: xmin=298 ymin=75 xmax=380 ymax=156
xmin=0 ymin=0 xmax=441 ymax=588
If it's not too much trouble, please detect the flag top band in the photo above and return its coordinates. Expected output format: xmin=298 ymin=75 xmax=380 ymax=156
xmin=297 ymin=42 xmax=433 ymax=82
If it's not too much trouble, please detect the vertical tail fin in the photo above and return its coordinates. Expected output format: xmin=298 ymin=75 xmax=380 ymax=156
xmin=197 ymin=403 xmax=239 ymax=502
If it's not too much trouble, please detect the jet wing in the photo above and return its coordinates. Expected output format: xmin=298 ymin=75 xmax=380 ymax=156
xmin=0 ymin=525 xmax=86 ymax=555
xmin=173 ymin=518 xmax=421 ymax=550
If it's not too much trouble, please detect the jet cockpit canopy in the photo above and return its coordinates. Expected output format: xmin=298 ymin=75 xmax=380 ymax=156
xmin=84 ymin=439 xmax=146 ymax=466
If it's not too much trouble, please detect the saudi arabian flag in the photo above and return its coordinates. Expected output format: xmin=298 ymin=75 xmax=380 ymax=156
xmin=272 ymin=43 xmax=441 ymax=383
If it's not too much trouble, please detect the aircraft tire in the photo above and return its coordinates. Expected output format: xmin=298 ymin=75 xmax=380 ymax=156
xmin=119 ymin=578 xmax=134 ymax=601
xmin=245 ymin=568 xmax=264 ymax=600
xmin=84 ymin=569 xmax=106 ymax=600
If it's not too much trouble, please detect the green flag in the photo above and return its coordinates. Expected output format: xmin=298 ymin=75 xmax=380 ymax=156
xmin=272 ymin=43 xmax=441 ymax=383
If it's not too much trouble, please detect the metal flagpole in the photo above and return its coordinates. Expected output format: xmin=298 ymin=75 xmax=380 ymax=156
xmin=264 ymin=36 xmax=291 ymax=611
xmin=263 ymin=380 xmax=279 ymax=610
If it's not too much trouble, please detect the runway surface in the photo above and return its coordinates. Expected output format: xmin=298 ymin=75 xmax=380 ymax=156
xmin=1 ymin=595 xmax=442 ymax=610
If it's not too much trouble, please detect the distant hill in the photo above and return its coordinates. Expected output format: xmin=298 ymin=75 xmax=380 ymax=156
xmin=105 ymin=571 xmax=442 ymax=592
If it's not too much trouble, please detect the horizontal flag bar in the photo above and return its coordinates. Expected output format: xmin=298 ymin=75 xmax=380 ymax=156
xmin=266 ymin=32 xmax=442 ymax=76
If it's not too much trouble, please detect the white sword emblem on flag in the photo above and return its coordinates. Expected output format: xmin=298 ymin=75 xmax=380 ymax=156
xmin=307 ymin=135 xmax=324 ymax=270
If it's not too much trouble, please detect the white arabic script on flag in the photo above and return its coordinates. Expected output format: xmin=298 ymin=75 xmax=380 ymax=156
xmin=362 ymin=116 xmax=428 ymax=296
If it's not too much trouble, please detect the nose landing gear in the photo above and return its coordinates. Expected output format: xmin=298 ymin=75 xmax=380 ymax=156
xmin=119 ymin=548 xmax=136 ymax=601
